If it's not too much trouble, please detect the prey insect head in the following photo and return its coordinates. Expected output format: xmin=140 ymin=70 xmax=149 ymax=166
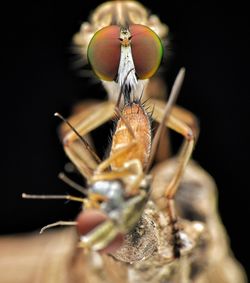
xmin=77 ymin=176 xmax=152 ymax=252
xmin=87 ymin=24 xmax=163 ymax=83
xmin=89 ymin=180 xmax=126 ymax=213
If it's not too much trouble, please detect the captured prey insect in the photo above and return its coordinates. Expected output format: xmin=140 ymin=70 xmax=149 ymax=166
xmin=22 ymin=68 xmax=186 ymax=254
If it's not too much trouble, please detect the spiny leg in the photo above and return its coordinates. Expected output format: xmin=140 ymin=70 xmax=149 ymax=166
xmin=150 ymin=95 xmax=198 ymax=258
xmin=150 ymin=99 xmax=199 ymax=164
xmin=60 ymin=65 xmax=139 ymax=166
xmin=151 ymin=98 xmax=199 ymax=142
xmin=154 ymin=111 xmax=196 ymax=257
xmin=147 ymin=68 xmax=185 ymax=172
xmin=150 ymin=98 xmax=198 ymax=197
xmin=58 ymin=101 xmax=115 ymax=180
xmin=55 ymin=112 xmax=101 ymax=165
xmin=144 ymin=76 xmax=172 ymax=162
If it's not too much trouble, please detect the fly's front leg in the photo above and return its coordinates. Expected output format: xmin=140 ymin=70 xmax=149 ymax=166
xmin=151 ymin=98 xmax=199 ymax=257
xmin=58 ymin=100 xmax=115 ymax=180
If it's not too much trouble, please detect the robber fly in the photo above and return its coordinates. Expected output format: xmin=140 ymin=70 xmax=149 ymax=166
xmin=68 ymin=1 xmax=246 ymax=282
xmin=24 ymin=0 xmax=196 ymax=253
xmin=23 ymin=1 xmax=247 ymax=282
xmin=22 ymin=67 xmax=185 ymax=252
xmin=68 ymin=0 xmax=198 ymax=256
xmin=22 ymin=0 xmax=170 ymax=252
xmin=73 ymin=0 xmax=168 ymax=102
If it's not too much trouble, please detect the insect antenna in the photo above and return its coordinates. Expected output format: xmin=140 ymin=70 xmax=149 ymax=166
xmin=22 ymin=193 xmax=85 ymax=203
xmin=146 ymin=68 xmax=186 ymax=173
xmin=40 ymin=221 xmax=77 ymax=234
xmin=58 ymin=172 xmax=88 ymax=195
xmin=54 ymin=112 xmax=101 ymax=164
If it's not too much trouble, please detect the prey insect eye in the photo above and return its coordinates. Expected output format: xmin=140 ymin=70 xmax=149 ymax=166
xmin=87 ymin=25 xmax=121 ymax=81
xmin=129 ymin=24 xmax=164 ymax=80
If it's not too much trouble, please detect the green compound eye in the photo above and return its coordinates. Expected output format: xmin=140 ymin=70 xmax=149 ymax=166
xmin=129 ymin=24 xmax=164 ymax=80
xmin=87 ymin=25 xmax=121 ymax=81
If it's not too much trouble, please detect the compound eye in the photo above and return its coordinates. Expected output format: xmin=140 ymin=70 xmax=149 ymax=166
xmin=87 ymin=25 xmax=121 ymax=81
xmin=129 ymin=24 xmax=163 ymax=80
xmin=77 ymin=210 xmax=124 ymax=253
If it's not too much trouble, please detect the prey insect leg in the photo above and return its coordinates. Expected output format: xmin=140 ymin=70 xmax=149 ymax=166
xmin=40 ymin=221 xmax=77 ymax=234
xmin=22 ymin=193 xmax=85 ymax=203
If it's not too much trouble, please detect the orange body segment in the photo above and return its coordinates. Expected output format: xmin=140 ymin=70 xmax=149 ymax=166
xmin=110 ymin=102 xmax=152 ymax=170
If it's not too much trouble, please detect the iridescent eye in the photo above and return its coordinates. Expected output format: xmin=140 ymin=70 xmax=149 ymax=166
xmin=130 ymin=24 xmax=163 ymax=80
xmin=87 ymin=25 xmax=121 ymax=81
xmin=87 ymin=25 xmax=163 ymax=82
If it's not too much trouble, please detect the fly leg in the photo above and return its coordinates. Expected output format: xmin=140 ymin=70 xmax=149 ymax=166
xmin=151 ymin=97 xmax=199 ymax=258
xmin=58 ymin=100 xmax=115 ymax=180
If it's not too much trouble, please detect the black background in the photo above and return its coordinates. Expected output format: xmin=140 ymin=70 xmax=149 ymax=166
xmin=3 ymin=0 xmax=249 ymax=276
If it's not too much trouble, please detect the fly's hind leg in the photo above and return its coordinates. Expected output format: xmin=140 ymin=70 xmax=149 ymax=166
xmin=151 ymin=98 xmax=199 ymax=258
